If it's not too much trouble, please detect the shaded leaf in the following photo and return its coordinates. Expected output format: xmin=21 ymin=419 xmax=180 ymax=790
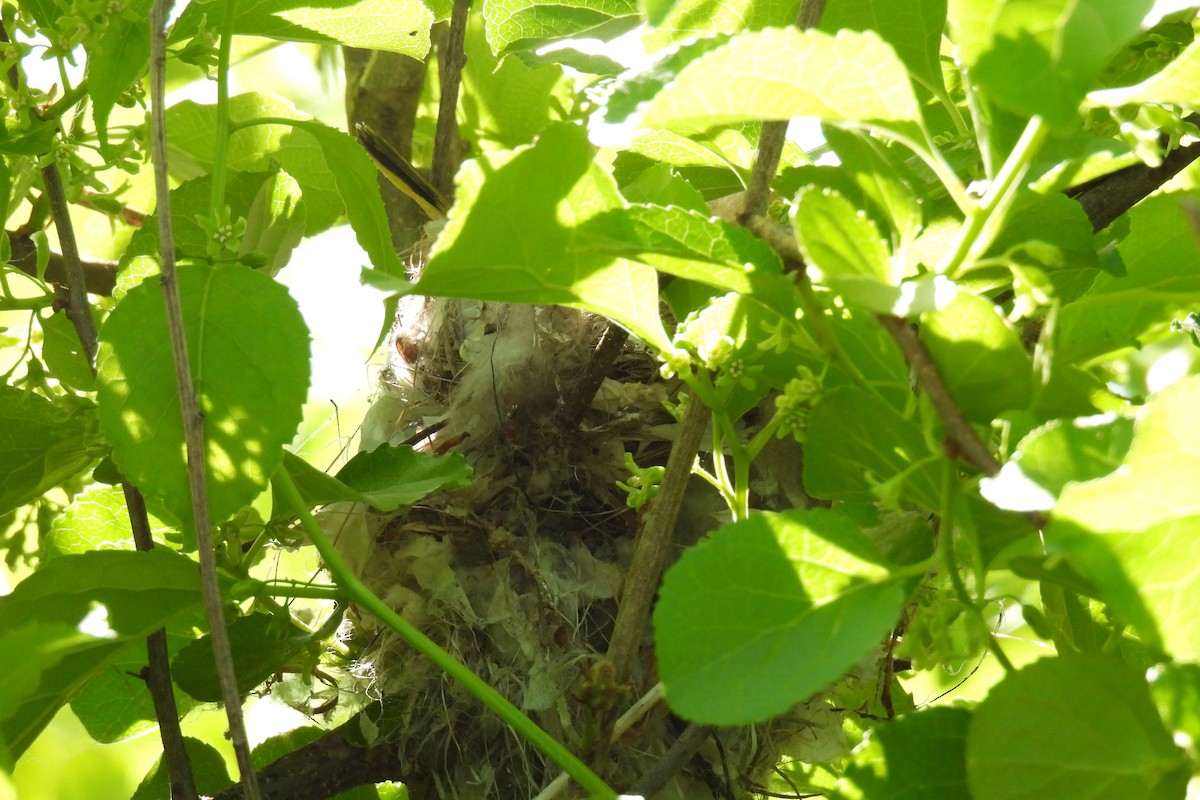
xmin=0 ymin=385 xmax=95 ymax=518
xmin=805 ymin=386 xmax=941 ymax=511
xmin=96 ymin=265 xmax=310 ymax=527
xmin=920 ymin=292 xmax=1033 ymax=422
xmin=0 ymin=550 xmax=206 ymax=759
xmin=1058 ymin=193 xmax=1200 ymax=361
xmin=967 ymin=655 xmax=1188 ymax=800
xmin=839 ymin=707 xmax=972 ymax=799
xmin=655 ymin=509 xmax=910 ymax=724
xmin=173 ymin=613 xmax=313 ymax=702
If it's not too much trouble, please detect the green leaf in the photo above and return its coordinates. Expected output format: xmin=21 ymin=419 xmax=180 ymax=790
xmin=116 ymin=171 xmax=276 ymax=297
xmin=1058 ymin=193 xmax=1200 ymax=361
xmin=642 ymin=0 xmax=799 ymax=47
xmin=920 ymin=292 xmax=1033 ymax=422
xmin=822 ymin=125 xmax=926 ymax=245
xmin=1048 ymin=376 xmax=1200 ymax=659
xmin=240 ymin=167 xmax=306 ymax=277
xmin=794 ymin=185 xmax=916 ymax=313
xmin=0 ymin=622 xmax=104 ymax=736
xmin=818 ymin=0 xmax=949 ymax=101
xmin=483 ymin=0 xmax=639 ymax=56
xmin=966 ymin=655 xmax=1189 ymax=800
xmin=71 ymin=631 xmax=197 ymax=744
xmin=1090 ymin=36 xmax=1200 ymax=107
xmin=280 ymin=119 xmax=407 ymax=278
xmin=461 ymin=21 xmax=563 ymax=148
xmin=96 ymin=265 xmax=310 ymax=527
xmin=635 ymin=28 xmax=922 ymax=137
xmin=0 ymin=550 xmax=206 ymax=759
xmin=85 ymin=0 xmax=153 ymax=148
xmin=45 ymin=485 xmax=136 ymax=558
xmin=952 ymin=0 xmax=1154 ymax=127
xmin=173 ymin=613 xmax=313 ymax=702
xmin=276 ymin=445 xmax=472 ymax=515
xmin=171 ymin=0 xmax=433 ymax=58
xmin=0 ymin=384 xmax=96 ymax=518
xmin=334 ymin=444 xmax=473 ymax=510
xmin=132 ymin=737 xmax=232 ymax=800
xmin=39 ymin=310 xmax=96 ymax=392
xmin=164 ymin=94 xmax=352 ymax=235
xmin=986 ymin=190 xmax=1101 ymax=273
xmin=839 ymin=707 xmax=972 ymax=799
xmin=655 ymin=509 xmax=910 ymax=724
xmin=394 ymin=123 xmax=669 ymax=351
xmin=804 ymin=385 xmax=941 ymax=511
xmin=574 ymin=204 xmax=799 ymax=315
xmin=1011 ymin=413 xmax=1134 ymax=498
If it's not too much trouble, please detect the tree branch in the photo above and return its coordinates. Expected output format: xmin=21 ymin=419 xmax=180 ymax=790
xmin=1071 ymin=135 xmax=1200 ymax=231
xmin=40 ymin=164 xmax=99 ymax=367
xmin=432 ymin=0 xmax=471 ymax=198
xmin=149 ymin=3 xmax=261 ymax=798
xmin=626 ymin=723 xmax=713 ymax=798
xmin=875 ymin=315 xmax=1001 ymax=476
xmin=739 ymin=0 xmax=826 ymax=220
xmin=7 ymin=232 xmax=120 ymax=295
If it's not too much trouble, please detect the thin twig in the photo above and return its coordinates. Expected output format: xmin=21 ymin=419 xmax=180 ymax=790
xmin=431 ymin=0 xmax=471 ymax=198
xmin=627 ymin=723 xmax=714 ymax=798
xmin=590 ymin=396 xmax=710 ymax=771
xmin=876 ymin=314 xmax=1000 ymax=476
xmin=739 ymin=0 xmax=826 ymax=219
xmin=534 ymin=683 xmax=667 ymax=800
xmin=40 ymin=164 xmax=98 ymax=367
xmin=126 ymin=483 xmax=200 ymax=800
xmin=149 ymin=3 xmax=262 ymax=798
xmin=606 ymin=396 xmax=709 ymax=681
xmin=558 ymin=323 xmax=629 ymax=429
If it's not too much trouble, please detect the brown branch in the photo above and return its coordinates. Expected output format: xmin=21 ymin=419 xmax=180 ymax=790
xmin=558 ymin=323 xmax=629 ymax=430
xmin=876 ymin=315 xmax=1000 ymax=476
xmin=41 ymin=164 xmax=99 ymax=367
xmin=1071 ymin=135 xmax=1200 ymax=231
xmin=149 ymin=2 xmax=261 ymax=798
xmin=626 ymin=723 xmax=713 ymax=798
xmin=126 ymin=483 xmax=200 ymax=800
xmin=431 ymin=0 xmax=471 ymax=198
xmin=7 ymin=232 xmax=119 ymax=295
xmin=739 ymin=0 xmax=826 ymax=220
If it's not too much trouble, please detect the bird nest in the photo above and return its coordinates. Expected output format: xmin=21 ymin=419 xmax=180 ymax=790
xmin=331 ymin=292 xmax=853 ymax=798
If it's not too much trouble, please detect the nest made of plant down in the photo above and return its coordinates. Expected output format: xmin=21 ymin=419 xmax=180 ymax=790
xmin=331 ymin=293 xmax=853 ymax=799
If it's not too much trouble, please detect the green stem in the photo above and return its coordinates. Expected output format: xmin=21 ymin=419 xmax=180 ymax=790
xmin=938 ymin=116 xmax=1050 ymax=277
xmin=937 ymin=460 xmax=1014 ymax=673
xmin=0 ymin=293 xmax=56 ymax=311
xmin=209 ymin=0 xmax=239 ymax=217
xmin=272 ymin=467 xmax=616 ymax=799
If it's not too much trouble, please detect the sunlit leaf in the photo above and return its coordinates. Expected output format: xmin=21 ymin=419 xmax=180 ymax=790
xmin=951 ymin=0 xmax=1153 ymax=126
xmin=171 ymin=0 xmax=433 ymax=58
xmin=381 ymin=124 xmax=670 ymax=350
